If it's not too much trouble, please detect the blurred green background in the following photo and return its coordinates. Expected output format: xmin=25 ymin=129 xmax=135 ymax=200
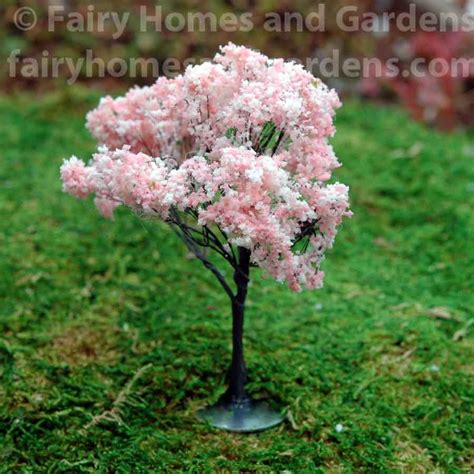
xmin=1 ymin=0 xmax=474 ymax=128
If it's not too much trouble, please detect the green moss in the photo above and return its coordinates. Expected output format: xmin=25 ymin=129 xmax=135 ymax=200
xmin=0 ymin=94 xmax=472 ymax=472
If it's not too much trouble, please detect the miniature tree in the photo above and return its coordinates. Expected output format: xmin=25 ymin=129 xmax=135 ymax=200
xmin=60 ymin=44 xmax=351 ymax=431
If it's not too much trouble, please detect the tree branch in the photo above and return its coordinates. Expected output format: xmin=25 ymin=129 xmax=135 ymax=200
xmin=168 ymin=209 xmax=235 ymax=301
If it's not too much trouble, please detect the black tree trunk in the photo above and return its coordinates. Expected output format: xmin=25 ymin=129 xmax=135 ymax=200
xmin=223 ymin=246 xmax=251 ymax=403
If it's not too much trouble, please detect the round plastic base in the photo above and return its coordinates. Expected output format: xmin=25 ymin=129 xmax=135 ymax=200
xmin=197 ymin=397 xmax=284 ymax=433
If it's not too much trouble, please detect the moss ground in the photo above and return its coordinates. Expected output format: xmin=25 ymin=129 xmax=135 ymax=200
xmin=0 ymin=91 xmax=473 ymax=472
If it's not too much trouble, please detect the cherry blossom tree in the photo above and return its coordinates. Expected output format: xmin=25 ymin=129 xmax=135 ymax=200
xmin=61 ymin=44 xmax=351 ymax=431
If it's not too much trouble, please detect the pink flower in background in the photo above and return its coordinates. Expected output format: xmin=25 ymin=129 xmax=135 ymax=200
xmin=60 ymin=44 xmax=351 ymax=291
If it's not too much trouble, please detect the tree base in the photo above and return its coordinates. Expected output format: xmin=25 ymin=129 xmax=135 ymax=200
xmin=197 ymin=396 xmax=284 ymax=433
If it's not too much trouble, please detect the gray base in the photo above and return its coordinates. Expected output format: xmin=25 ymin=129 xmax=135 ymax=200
xmin=197 ymin=397 xmax=284 ymax=433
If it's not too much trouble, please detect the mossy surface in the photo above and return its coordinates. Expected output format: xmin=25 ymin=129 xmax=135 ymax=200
xmin=0 ymin=93 xmax=473 ymax=472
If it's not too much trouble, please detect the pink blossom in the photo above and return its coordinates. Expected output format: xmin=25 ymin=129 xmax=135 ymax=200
xmin=94 ymin=197 xmax=120 ymax=219
xmin=60 ymin=156 xmax=94 ymax=198
xmin=60 ymin=44 xmax=351 ymax=291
